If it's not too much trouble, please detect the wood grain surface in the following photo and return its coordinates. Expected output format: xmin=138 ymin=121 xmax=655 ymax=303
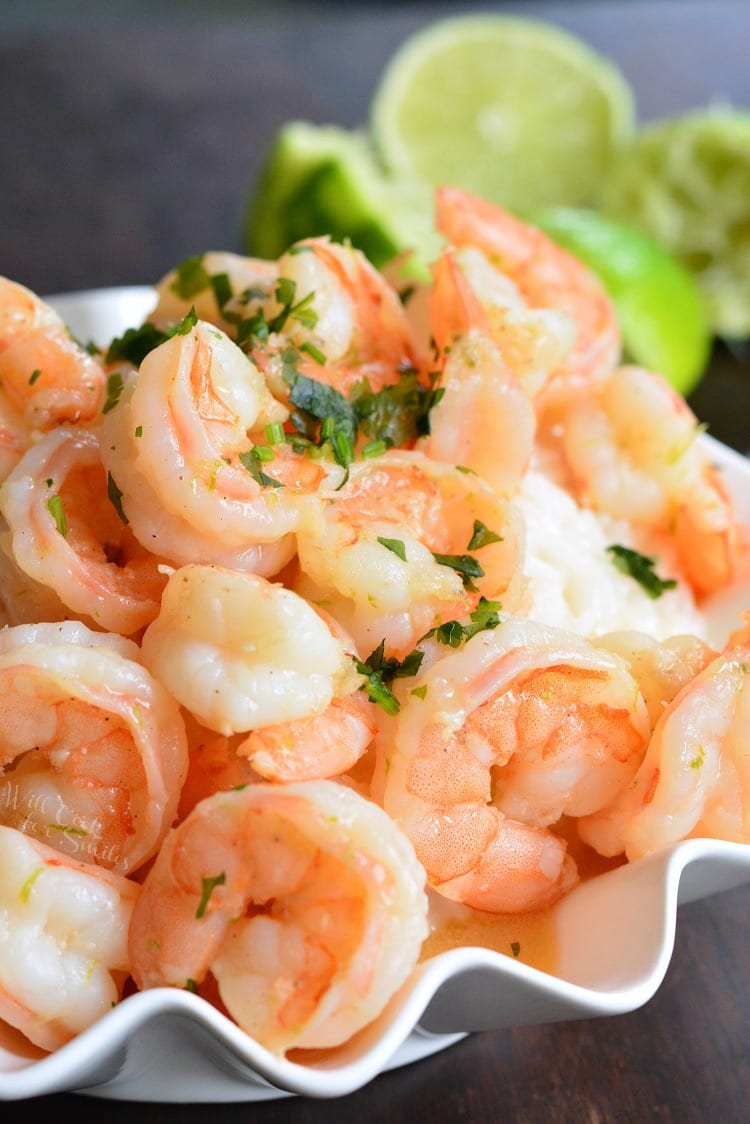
xmin=0 ymin=2 xmax=749 ymax=1119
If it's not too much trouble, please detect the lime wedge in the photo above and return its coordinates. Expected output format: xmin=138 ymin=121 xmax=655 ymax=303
xmin=533 ymin=208 xmax=711 ymax=394
xmin=371 ymin=15 xmax=635 ymax=212
xmin=244 ymin=121 xmax=439 ymax=271
xmin=601 ymin=109 xmax=750 ymax=339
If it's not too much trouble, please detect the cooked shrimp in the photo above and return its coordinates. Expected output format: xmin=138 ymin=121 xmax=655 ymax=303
xmin=0 ymin=395 xmax=31 ymax=485
xmin=435 ymin=187 xmax=620 ymax=390
xmin=0 ymin=277 xmax=105 ymax=429
xmin=177 ymin=733 xmax=259 ymax=820
xmin=295 ymin=449 xmax=527 ymax=659
xmin=237 ymin=692 xmax=378 ymax=784
xmin=0 ymin=426 xmax=167 ymax=634
xmin=256 ymin=237 xmax=423 ymax=399
xmin=129 ymin=780 xmax=428 ymax=1054
xmin=381 ymin=618 xmax=650 ymax=913
xmin=0 ymin=526 xmax=71 ymax=627
xmin=428 ymin=244 xmax=576 ymax=399
xmin=556 ymin=364 xmax=744 ymax=596
xmin=100 ymin=319 xmax=336 ymax=569
xmin=141 ymin=566 xmax=369 ymax=768
xmin=593 ymin=630 xmax=716 ymax=728
xmin=579 ymin=638 xmax=750 ymax=860
xmin=420 ymin=256 xmax=536 ymax=495
xmin=151 ymin=251 xmax=278 ymax=336
xmin=0 ymin=825 xmax=138 ymax=1051
xmin=0 ymin=621 xmax=188 ymax=875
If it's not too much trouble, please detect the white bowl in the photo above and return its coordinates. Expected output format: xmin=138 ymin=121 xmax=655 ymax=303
xmin=0 ymin=287 xmax=748 ymax=1103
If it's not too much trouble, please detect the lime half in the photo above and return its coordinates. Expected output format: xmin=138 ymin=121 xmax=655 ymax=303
xmin=245 ymin=121 xmax=439 ymax=271
xmin=601 ymin=109 xmax=750 ymax=339
xmin=534 ymin=208 xmax=711 ymax=394
xmin=371 ymin=15 xmax=635 ymax=212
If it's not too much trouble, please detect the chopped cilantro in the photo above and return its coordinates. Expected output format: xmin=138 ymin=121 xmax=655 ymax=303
xmin=606 ymin=545 xmax=677 ymax=600
xmin=267 ymin=279 xmax=318 ymax=334
xmin=432 ymin=551 xmax=485 ymax=590
xmin=236 ymin=310 xmax=270 ymax=347
xmin=107 ymin=472 xmax=129 ymax=525
xmin=239 ymin=448 xmax=284 ymax=489
xmin=134 ymin=425 xmax=143 ymax=438
xmin=349 ymin=371 xmax=444 ymax=447
xmin=105 ymin=307 xmax=198 ymax=368
xmin=377 ymin=537 xmax=407 ymax=562
xmin=46 ymin=494 xmax=67 ymax=537
xmin=510 ymin=941 xmax=521 ymax=958
xmin=28 ymin=368 xmax=42 ymax=386
xmin=689 ymin=745 xmax=706 ymax=771
xmin=185 ymin=978 xmax=198 ymax=994
xmin=210 ymin=272 xmax=233 ymax=311
xmin=467 ymin=520 xmax=502 ymax=550
xmin=355 ymin=641 xmax=425 ymax=715
xmin=174 ymin=307 xmax=198 ymax=335
xmin=411 ymin=685 xmax=428 ymax=700
xmin=102 ymin=371 xmax=124 ymax=415
xmin=170 ymin=255 xmax=211 ymax=299
xmin=421 ymin=598 xmax=503 ymax=648
xmin=300 ymin=340 xmax=326 ymax=365
xmin=195 ymin=872 xmax=226 ymax=919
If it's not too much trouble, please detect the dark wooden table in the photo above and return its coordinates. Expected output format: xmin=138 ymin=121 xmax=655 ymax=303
xmin=1 ymin=1 xmax=749 ymax=1120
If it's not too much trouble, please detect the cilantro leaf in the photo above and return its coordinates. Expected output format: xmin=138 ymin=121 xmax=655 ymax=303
xmin=238 ymin=449 xmax=284 ymax=489
xmin=421 ymin=597 xmax=502 ymax=648
xmin=432 ymin=552 xmax=485 ymax=590
xmin=606 ymin=545 xmax=678 ymax=600
xmin=467 ymin=520 xmax=502 ymax=550
xmin=354 ymin=641 xmax=425 ymax=714
xmin=107 ymin=472 xmax=129 ymax=525
xmin=170 ymin=255 xmax=210 ymax=300
xmin=377 ymin=537 xmax=407 ymax=561
xmin=105 ymin=307 xmax=198 ymax=367
xmin=195 ymin=871 xmax=226 ymax=919
xmin=46 ymin=494 xmax=67 ymax=537
xmin=102 ymin=371 xmax=124 ymax=415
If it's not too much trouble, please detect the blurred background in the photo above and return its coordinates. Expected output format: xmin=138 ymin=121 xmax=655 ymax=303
xmin=0 ymin=0 xmax=748 ymax=446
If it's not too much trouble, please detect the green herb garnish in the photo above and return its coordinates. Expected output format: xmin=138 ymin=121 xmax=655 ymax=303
xmin=239 ymin=449 xmax=284 ymax=489
xmin=467 ymin=520 xmax=502 ymax=550
xmin=355 ymin=641 xmax=425 ymax=715
xmin=46 ymin=494 xmax=67 ymax=537
xmin=377 ymin=537 xmax=407 ymax=562
xmin=606 ymin=545 xmax=677 ymax=600
xmin=107 ymin=472 xmax=129 ymax=525
xmin=102 ymin=371 xmax=124 ymax=415
xmin=195 ymin=872 xmax=226 ymax=919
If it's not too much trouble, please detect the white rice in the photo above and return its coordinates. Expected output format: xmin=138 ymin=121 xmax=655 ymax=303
xmin=516 ymin=469 xmax=706 ymax=641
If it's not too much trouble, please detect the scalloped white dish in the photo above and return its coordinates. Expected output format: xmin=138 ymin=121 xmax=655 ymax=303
xmin=0 ymin=287 xmax=748 ymax=1103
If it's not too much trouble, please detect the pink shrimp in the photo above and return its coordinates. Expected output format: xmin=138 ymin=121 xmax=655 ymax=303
xmin=0 ymin=426 xmax=167 ymax=634
xmin=254 ymin=237 xmax=425 ymax=399
xmin=579 ymin=637 xmax=750 ymax=860
xmin=101 ymin=319 xmax=330 ymax=573
xmin=0 ymin=277 xmax=105 ymax=430
xmin=295 ymin=449 xmax=527 ymax=659
xmin=129 ymin=781 xmax=428 ymax=1054
xmin=420 ymin=249 xmax=537 ymax=495
xmin=237 ymin=692 xmax=378 ymax=783
xmin=0 ymin=825 xmax=138 ymax=1051
xmin=555 ymin=364 xmax=745 ymax=598
xmin=435 ymin=187 xmax=620 ymax=390
xmin=0 ymin=621 xmax=188 ymax=875
xmin=381 ymin=618 xmax=651 ymax=913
